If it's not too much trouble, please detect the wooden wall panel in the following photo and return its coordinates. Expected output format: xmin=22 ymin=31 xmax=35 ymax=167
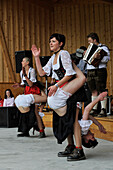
xmin=79 ymin=4 xmax=86 ymax=46
xmin=109 ymin=6 xmax=113 ymax=95
xmin=0 ymin=0 xmax=113 ymax=98
xmin=0 ymin=0 xmax=53 ymax=88
xmin=99 ymin=4 xmax=105 ymax=42
xmin=24 ymin=1 xmax=30 ymax=50
xmin=0 ymin=46 xmax=3 ymax=82
xmin=19 ymin=0 xmax=24 ymax=50
xmin=94 ymin=4 xmax=100 ymax=33
xmin=53 ymin=2 xmax=113 ymax=95
xmin=89 ymin=4 xmax=95 ymax=33
xmin=13 ymin=0 xmax=20 ymax=82
xmin=0 ymin=24 xmax=16 ymax=82
xmin=71 ymin=6 xmax=76 ymax=52
xmin=30 ymin=5 xmax=35 ymax=47
xmin=9 ymin=0 xmax=15 ymax=68
xmin=66 ymin=6 xmax=72 ymax=51
xmin=0 ymin=83 xmax=24 ymax=99
xmin=2 ymin=0 xmax=8 ymax=82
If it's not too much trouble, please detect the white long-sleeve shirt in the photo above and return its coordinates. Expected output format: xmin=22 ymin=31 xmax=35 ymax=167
xmin=87 ymin=43 xmax=110 ymax=70
xmin=3 ymin=97 xmax=15 ymax=107
xmin=78 ymin=119 xmax=93 ymax=135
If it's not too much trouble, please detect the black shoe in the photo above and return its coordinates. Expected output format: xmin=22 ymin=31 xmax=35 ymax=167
xmin=58 ymin=145 xmax=75 ymax=157
xmin=67 ymin=148 xmax=86 ymax=161
xmin=98 ymin=108 xmax=107 ymax=117
xmin=17 ymin=132 xmax=30 ymax=137
xmin=90 ymin=109 xmax=98 ymax=116
xmin=39 ymin=131 xmax=46 ymax=138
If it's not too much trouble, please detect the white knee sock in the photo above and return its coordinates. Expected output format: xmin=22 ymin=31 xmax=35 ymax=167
xmin=100 ymin=97 xmax=107 ymax=110
xmin=92 ymin=96 xmax=98 ymax=110
xmin=39 ymin=112 xmax=45 ymax=118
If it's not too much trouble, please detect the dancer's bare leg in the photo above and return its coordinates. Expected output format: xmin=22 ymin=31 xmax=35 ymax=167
xmin=33 ymin=91 xmax=47 ymax=103
xmin=54 ymin=63 xmax=86 ymax=116
xmin=39 ymin=104 xmax=45 ymax=112
xmin=74 ymin=107 xmax=82 ymax=147
xmin=83 ymin=92 xmax=107 ymax=120
xmin=35 ymin=105 xmax=43 ymax=130
xmin=15 ymin=91 xmax=47 ymax=114
xmin=67 ymin=134 xmax=74 ymax=145
xmin=62 ymin=63 xmax=86 ymax=94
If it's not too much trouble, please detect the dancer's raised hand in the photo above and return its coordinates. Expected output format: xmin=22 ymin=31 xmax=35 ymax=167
xmin=98 ymin=91 xmax=107 ymax=101
xmin=31 ymin=45 xmax=40 ymax=58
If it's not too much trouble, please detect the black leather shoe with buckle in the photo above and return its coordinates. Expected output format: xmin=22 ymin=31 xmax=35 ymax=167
xmin=67 ymin=148 xmax=86 ymax=161
xmin=17 ymin=132 xmax=30 ymax=137
xmin=58 ymin=145 xmax=75 ymax=157
xmin=39 ymin=131 xmax=46 ymax=138
xmin=90 ymin=109 xmax=98 ymax=116
xmin=98 ymin=108 xmax=107 ymax=117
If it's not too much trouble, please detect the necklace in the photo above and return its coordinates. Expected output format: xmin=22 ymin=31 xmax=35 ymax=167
xmin=54 ymin=49 xmax=61 ymax=55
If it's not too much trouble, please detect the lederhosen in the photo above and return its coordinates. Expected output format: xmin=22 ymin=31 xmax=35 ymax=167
xmin=87 ymin=44 xmax=108 ymax=93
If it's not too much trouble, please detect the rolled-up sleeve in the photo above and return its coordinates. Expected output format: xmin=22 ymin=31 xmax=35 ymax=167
xmin=43 ymin=57 xmax=52 ymax=76
xmin=60 ymin=51 xmax=76 ymax=76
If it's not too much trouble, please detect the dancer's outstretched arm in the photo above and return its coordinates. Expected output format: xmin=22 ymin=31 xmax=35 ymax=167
xmin=89 ymin=115 xmax=107 ymax=134
xmin=31 ymin=45 xmax=46 ymax=76
xmin=82 ymin=92 xmax=107 ymax=120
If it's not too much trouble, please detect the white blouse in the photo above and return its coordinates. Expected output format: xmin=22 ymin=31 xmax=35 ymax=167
xmin=3 ymin=97 xmax=15 ymax=107
xmin=20 ymin=67 xmax=37 ymax=85
xmin=78 ymin=119 xmax=93 ymax=135
xmin=43 ymin=50 xmax=76 ymax=80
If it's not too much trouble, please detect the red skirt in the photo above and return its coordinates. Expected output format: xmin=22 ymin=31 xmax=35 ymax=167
xmin=24 ymin=85 xmax=41 ymax=95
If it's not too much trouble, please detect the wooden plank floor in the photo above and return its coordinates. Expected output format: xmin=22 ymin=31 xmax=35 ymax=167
xmin=42 ymin=111 xmax=53 ymax=128
xmin=43 ymin=111 xmax=113 ymax=142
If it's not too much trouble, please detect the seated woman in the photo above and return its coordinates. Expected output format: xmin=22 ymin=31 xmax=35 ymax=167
xmin=3 ymin=89 xmax=15 ymax=107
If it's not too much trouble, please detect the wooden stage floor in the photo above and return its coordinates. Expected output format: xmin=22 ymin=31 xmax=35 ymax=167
xmin=42 ymin=111 xmax=113 ymax=142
